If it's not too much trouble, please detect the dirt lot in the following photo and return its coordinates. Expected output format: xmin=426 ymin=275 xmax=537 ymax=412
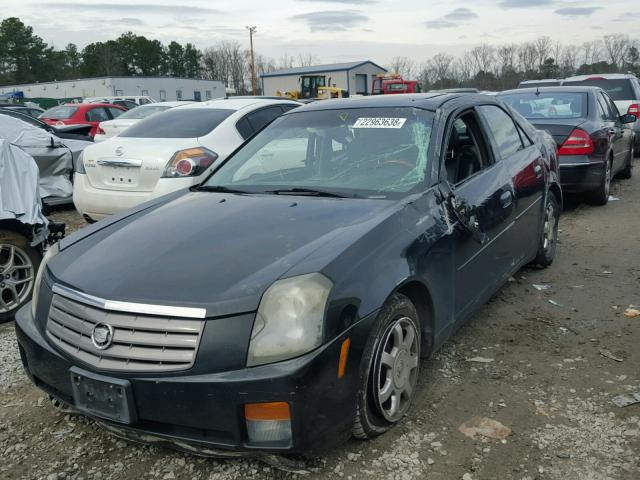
xmin=1 ymin=166 xmax=639 ymax=480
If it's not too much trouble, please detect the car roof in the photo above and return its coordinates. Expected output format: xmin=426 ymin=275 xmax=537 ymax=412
xmin=285 ymin=93 xmax=492 ymax=112
xmin=136 ymin=101 xmax=191 ymax=108
xmin=58 ymin=103 xmax=123 ymax=109
xmin=563 ymin=73 xmax=637 ymax=81
xmin=173 ymin=97 xmax=300 ymax=111
xmin=500 ymin=86 xmax=601 ymax=95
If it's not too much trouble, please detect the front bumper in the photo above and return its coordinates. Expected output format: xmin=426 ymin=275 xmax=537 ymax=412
xmin=558 ymin=157 xmax=605 ymax=192
xmin=15 ymin=302 xmax=372 ymax=454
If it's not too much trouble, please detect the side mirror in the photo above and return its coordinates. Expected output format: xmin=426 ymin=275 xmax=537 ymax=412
xmin=49 ymin=137 xmax=64 ymax=148
xmin=620 ymin=113 xmax=637 ymax=124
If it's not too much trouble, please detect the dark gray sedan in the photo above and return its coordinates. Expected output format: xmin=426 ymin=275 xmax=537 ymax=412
xmin=499 ymin=86 xmax=636 ymax=205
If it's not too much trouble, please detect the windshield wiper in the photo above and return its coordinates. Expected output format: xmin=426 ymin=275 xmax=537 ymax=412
xmin=264 ymin=188 xmax=350 ymax=198
xmin=194 ymin=185 xmax=252 ymax=194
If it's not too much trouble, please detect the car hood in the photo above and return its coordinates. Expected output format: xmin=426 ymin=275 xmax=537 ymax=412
xmin=50 ymin=191 xmax=394 ymax=317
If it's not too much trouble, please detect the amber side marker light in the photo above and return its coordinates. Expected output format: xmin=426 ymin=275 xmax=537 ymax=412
xmin=244 ymin=402 xmax=292 ymax=445
xmin=338 ymin=338 xmax=351 ymax=379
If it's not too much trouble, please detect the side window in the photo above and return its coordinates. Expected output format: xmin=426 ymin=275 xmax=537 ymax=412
xmin=515 ymin=123 xmax=533 ymax=147
xmin=602 ymin=92 xmax=620 ymax=118
xmin=595 ymin=94 xmax=608 ymax=121
xmin=236 ymin=117 xmax=254 ymax=140
xmin=280 ymin=104 xmax=299 ymax=113
xmin=86 ymin=107 xmax=109 ymax=122
xmin=108 ymin=107 xmax=124 ymax=118
xmin=597 ymin=93 xmax=615 ymax=120
xmin=444 ymin=111 xmax=490 ymax=185
xmin=478 ymin=105 xmax=523 ymax=159
xmin=246 ymin=106 xmax=284 ymax=133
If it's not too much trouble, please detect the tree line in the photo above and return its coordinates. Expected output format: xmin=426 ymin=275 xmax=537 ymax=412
xmin=1 ymin=17 xmax=638 ymax=96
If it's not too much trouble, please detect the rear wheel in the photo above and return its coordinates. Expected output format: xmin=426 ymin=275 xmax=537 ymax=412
xmin=587 ymin=157 xmax=612 ymax=206
xmin=353 ymin=293 xmax=421 ymax=439
xmin=0 ymin=231 xmax=41 ymax=323
xmin=532 ymin=192 xmax=559 ymax=268
xmin=618 ymin=143 xmax=633 ymax=179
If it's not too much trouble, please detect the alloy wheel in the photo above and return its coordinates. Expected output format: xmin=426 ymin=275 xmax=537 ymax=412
xmin=373 ymin=316 xmax=420 ymax=422
xmin=0 ymin=243 xmax=35 ymax=314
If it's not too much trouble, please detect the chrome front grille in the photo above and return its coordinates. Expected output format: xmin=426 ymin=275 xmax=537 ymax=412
xmin=45 ymin=293 xmax=204 ymax=372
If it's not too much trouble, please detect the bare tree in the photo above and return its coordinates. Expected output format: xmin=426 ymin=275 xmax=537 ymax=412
xmin=468 ymin=44 xmax=495 ymax=74
xmin=496 ymin=44 xmax=518 ymax=74
xmin=534 ymin=36 xmax=553 ymax=69
xmin=603 ymin=34 xmax=631 ymax=68
xmin=517 ymin=42 xmax=538 ymax=73
xmin=560 ymin=45 xmax=579 ymax=76
xmin=581 ymin=40 xmax=601 ymax=66
xmin=296 ymin=53 xmax=319 ymax=67
xmin=388 ymin=56 xmax=416 ymax=78
xmin=429 ymin=53 xmax=455 ymax=88
xmin=277 ymin=54 xmax=295 ymax=70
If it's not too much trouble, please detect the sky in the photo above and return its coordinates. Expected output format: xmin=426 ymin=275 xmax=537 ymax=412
xmin=5 ymin=0 xmax=639 ymax=65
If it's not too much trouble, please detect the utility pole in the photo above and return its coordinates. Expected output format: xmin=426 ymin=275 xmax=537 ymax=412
xmin=246 ymin=26 xmax=257 ymax=96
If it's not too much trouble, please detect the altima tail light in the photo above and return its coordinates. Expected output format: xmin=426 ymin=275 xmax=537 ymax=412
xmin=558 ymin=128 xmax=594 ymax=156
xmin=161 ymin=147 xmax=218 ymax=178
xmin=628 ymin=103 xmax=640 ymax=117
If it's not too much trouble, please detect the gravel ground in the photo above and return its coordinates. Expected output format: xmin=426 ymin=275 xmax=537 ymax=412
xmin=1 ymin=163 xmax=639 ymax=480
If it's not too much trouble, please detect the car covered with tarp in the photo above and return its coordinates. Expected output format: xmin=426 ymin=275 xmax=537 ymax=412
xmin=0 ymin=139 xmax=63 ymax=321
xmin=0 ymin=115 xmax=90 ymax=205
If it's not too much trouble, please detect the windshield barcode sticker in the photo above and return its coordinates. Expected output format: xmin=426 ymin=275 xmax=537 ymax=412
xmin=353 ymin=118 xmax=407 ymax=129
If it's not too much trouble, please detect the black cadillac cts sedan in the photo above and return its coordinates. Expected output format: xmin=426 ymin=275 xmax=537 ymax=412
xmin=16 ymin=93 xmax=561 ymax=456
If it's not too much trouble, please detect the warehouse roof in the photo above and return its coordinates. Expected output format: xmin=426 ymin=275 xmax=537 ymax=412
xmin=260 ymin=60 xmax=387 ymax=78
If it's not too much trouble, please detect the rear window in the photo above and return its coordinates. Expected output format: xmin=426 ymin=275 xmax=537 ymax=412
xmin=118 ymin=105 xmax=170 ymax=120
xmin=499 ymin=92 xmax=587 ymax=119
xmin=41 ymin=106 xmax=78 ymax=119
xmin=119 ymin=108 xmax=234 ymax=138
xmin=563 ymin=79 xmax=634 ymax=101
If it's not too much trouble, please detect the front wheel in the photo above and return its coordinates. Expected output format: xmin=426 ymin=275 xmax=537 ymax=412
xmin=532 ymin=192 xmax=559 ymax=268
xmin=353 ymin=293 xmax=421 ymax=439
xmin=0 ymin=230 xmax=42 ymax=323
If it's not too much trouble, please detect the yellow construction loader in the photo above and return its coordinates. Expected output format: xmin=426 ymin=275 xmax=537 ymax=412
xmin=277 ymin=75 xmax=349 ymax=100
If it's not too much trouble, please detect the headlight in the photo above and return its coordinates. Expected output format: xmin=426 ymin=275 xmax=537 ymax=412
xmin=75 ymin=150 xmax=86 ymax=174
xmin=247 ymin=273 xmax=333 ymax=367
xmin=31 ymin=241 xmax=60 ymax=318
xmin=161 ymin=147 xmax=218 ymax=178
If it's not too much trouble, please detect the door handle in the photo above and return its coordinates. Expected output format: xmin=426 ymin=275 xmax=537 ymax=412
xmin=500 ymin=190 xmax=513 ymax=209
xmin=534 ymin=164 xmax=543 ymax=178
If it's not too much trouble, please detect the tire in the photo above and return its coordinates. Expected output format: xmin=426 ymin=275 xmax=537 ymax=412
xmin=587 ymin=157 xmax=612 ymax=206
xmin=532 ymin=191 xmax=560 ymax=268
xmin=617 ymin=142 xmax=633 ymax=179
xmin=0 ymin=230 xmax=42 ymax=323
xmin=353 ymin=293 xmax=421 ymax=440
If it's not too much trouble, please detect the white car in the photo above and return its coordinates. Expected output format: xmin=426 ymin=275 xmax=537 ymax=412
xmin=73 ymin=98 xmax=301 ymax=222
xmin=563 ymin=74 xmax=640 ymax=152
xmin=93 ymin=101 xmax=193 ymax=143
xmin=85 ymin=96 xmax=156 ymax=106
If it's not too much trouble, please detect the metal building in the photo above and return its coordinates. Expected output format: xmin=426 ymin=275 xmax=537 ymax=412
xmin=260 ymin=61 xmax=387 ymax=97
xmin=0 ymin=77 xmax=226 ymax=102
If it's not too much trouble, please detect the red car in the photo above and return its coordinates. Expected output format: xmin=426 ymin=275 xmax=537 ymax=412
xmin=40 ymin=103 xmax=126 ymax=137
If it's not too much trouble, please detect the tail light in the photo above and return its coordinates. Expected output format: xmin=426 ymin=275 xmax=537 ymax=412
xmin=558 ymin=128 xmax=594 ymax=156
xmin=162 ymin=147 xmax=218 ymax=178
xmin=96 ymin=126 xmax=106 ymax=135
xmin=628 ymin=103 xmax=640 ymax=116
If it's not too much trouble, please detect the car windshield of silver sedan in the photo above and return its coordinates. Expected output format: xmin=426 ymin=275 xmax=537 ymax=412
xmin=203 ymin=107 xmax=434 ymax=199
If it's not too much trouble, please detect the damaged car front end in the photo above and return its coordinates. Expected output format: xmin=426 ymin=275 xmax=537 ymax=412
xmin=16 ymin=93 xmax=560 ymax=457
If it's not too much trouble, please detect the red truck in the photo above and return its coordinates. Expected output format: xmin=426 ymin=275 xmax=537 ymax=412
xmin=371 ymin=74 xmax=422 ymax=95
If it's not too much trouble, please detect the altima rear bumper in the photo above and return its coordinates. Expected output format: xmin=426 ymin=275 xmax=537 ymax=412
xmin=72 ymin=174 xmax=198 ymax=221
xmin=15 ymin=302 xmax=372 ymax=454
xmin=558 ymin=157 xmax=605 ymax=192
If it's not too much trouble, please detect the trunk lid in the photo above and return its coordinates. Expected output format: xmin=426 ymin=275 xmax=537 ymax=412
xmin=100 ymin=119 xmax=139 ymax=138
xmin=528 ymin=118 xmax=587 ymax=146
xmin=82 ymin=137 xmax=199 ymax=192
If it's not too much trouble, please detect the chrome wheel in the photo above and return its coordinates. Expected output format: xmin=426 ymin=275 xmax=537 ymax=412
xmin=374 ymin=316 xmax=420 ymax=422
xmin=542 ymin=201 xmax=557 ymax=253
xmin=0 ymin=243 xmax=35 ymax=314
